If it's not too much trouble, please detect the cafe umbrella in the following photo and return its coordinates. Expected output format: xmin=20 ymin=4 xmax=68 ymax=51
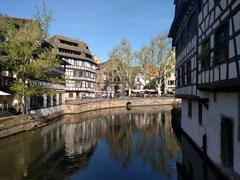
xmin=0 ymin=91 xmax=11 ymax=111
xmin=0 ymin=91 xmax=11 ymax=96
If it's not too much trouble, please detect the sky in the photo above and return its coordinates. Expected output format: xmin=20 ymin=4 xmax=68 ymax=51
xmin=1 ymin=0 xmax=175 ymax=61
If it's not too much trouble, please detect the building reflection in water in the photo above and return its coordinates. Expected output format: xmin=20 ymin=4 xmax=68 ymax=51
xmin=177 ymin=135 xmax=231 ymax=180
xmin=0 ymin=106 xmax=182 ymax=179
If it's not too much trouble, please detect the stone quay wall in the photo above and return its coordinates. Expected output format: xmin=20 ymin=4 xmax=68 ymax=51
xmin=63 ymin=97 xmax=181 ymax=114
xmin=0 ymin=97 xmax=181 ymax=139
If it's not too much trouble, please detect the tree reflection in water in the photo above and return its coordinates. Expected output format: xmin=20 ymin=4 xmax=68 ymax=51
xmin=104 ymin=110 xmax=181 ymax=175
xmin=0 ymin=106 xmax=181 ymax=180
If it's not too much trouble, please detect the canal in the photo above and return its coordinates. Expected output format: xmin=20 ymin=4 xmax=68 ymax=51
xmin=0 ymin=106 xmax=229 ymax=180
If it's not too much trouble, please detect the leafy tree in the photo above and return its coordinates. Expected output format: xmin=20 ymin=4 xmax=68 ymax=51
xmin=107 ymin=40 xmax=137 ymax=96
xmin=0 ymin=4 xmax=61 ymax=113
xmin=135 ymin=35 xmax=175 ymax=95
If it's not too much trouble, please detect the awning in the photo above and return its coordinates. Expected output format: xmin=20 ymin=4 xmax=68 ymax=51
xmin=132 ymin=89 xmax=145 ymax=93
xmin=145 ymin=89 xmax=158 ymax=92
xmin=0 ymin=91 xmax=11 ymax=96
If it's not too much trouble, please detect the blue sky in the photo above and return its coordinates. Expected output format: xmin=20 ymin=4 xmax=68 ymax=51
xmin=1 ymin=0 xmax=175 ymax=61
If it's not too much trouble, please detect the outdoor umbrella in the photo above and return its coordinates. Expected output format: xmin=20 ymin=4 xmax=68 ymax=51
xmin=0 ymin=91 xmax=11 ymax=112
xmin=0 ymin=91 xmax=10 ymax=96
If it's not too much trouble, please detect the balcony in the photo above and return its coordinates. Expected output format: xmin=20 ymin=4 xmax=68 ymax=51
xmin=65 ymin=87 xmax=95 ymax=92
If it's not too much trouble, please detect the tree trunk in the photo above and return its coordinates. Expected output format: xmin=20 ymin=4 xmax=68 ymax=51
xmin=128 ymin=88 xmax=131 ymax=97
xmin=20 ymin=95 xmax=27 ymax=114
xmin=157 ymin=86 xmax=162 ymax=96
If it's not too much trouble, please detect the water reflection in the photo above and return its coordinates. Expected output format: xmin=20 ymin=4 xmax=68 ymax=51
xmin=177 ymin=135 xmax=230 ymax=180
xmin=0 ymin=106 xmax=181 ymax=180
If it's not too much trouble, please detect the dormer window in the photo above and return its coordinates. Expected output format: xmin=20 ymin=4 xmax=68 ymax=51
xmin=59 ymin=39 xmax=78 ymax=47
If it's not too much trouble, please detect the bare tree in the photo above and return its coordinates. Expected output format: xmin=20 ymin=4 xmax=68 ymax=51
xmin=135 ymin=35 xmax=175 ymax=95
xmin=107 ymin=40 xmax=137 ymax=96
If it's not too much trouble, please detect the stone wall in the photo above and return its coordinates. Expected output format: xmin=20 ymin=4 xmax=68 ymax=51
xmin=63 ymin=97 xmax=181 ymax=114
xmin=0 ymin=115 xmax=40 ymax=139
xmin=0 ymin=97 xmax=181 ymax=139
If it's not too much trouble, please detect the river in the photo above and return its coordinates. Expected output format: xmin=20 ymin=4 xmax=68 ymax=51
xmin=0 ymin=106 xmax=227 ymax=180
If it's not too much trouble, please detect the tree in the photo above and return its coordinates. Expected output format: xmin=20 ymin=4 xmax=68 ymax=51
xmin=107 ymin=40 xmax=137 ymax=96
xmin=135 ymin=35 xmax=175 ymax=95
xmin=0 ymin=4 xmax=61 ymax=113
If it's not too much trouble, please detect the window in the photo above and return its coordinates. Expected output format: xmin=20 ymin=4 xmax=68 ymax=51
xmin=74 ymin=60 xmax=78 ymax=66
xmin=59 ymin=93 xmax=62 ymax=105
xmin=188 ymin=101 xmax=192 ymax=118
xmin=59 ymin=40 xmax=78 ymax=47
xmin=198 ymin=103 xmax=202 ymax=125
xmin=53 ymin=95 xmax=57 ymax=106
xmin=47 ymin=95 xmax=51 ymax=107
xmin=59 ymin=48 xmax=81 ymax=56
xmin=214 ymin=23 xmax=228 ymax=65
xmin=187 ymin=61 xmax=192 ymax=85
xmin=201 ymin=38 xmax=211 ymax=70
xmin=74 ymin=71 xmax=80 ymax=77
xmin=182 ymin=65 xmax=186 ymax=86
xmin=69 ymin=93 xmax=73 ymax=98
xmin=82 ymin=81 xmax=86 ymax=88
xmin=85 ymin=53 xmax=92 ymax=59
xmin=76 ymin=81 xmax=81 ymax=88
xmin=168 ymin=80 xmax=175 ymax=85
xmin=188 ymin=13 xmax=197 ymax=38
xmin=177 ymin=68 xmax=181 ymax=87
xmin=198 ymin=0 xmax=202 ymax=12
xmin=30 ymin=95 xmax=44 ymax=109
xmin=214 ymin=0 xmax=220 ymax=5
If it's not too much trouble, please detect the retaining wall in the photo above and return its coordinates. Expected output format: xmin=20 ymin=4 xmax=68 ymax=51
xmin=0 ymin=97 xmax=181 ymax=139
xmin=64 ymin=97 xmax=181 ymax=114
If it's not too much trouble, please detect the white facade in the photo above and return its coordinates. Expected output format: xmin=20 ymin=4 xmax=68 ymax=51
xmin=169 ymin=0 xmax=240 ymax=178
xmin=50 ymin=35 xmax=97 ymax=100
xmin=164 ymin=72 xmax=176 ymax=95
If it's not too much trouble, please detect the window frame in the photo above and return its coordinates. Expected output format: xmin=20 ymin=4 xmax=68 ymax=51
xmin=214 ymin=22 xmax=229 ymax=65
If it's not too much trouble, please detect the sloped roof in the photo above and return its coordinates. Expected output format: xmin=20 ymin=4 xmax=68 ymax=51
xmin=49 ymin=34 xmax=96 ymax=64
xmin=0 ymin=16 xmax=34 ymax=24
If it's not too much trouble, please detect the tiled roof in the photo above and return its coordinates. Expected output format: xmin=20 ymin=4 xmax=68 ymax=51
xmin=49 ymin=34 xmax=96 ymax=64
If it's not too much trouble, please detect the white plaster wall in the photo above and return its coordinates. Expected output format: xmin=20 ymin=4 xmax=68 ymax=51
xmin=181 ymin=100 xmax=204 ymax=147
xmin=181 ymin=92 xmax=240 ymax=174
xmin=207 ymin=93 xmax=239 ymax=173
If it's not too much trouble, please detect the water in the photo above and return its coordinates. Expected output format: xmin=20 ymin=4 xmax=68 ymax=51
xmin=0 ymin=106 xmax=228 ymax=180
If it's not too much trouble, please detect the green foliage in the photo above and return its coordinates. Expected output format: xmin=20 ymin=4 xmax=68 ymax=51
xmin=0 ymin=4 xmax=61 ymax=112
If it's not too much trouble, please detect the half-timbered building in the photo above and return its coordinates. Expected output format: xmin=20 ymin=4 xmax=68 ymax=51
xmin=50 ymin=35 xmax=97 ymax=100
xmin=169 ymin=0 xmax=240 ymax=178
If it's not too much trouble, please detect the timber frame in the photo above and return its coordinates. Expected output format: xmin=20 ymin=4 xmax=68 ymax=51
xmin=169 ymin=0 xmax=240 ymax=98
